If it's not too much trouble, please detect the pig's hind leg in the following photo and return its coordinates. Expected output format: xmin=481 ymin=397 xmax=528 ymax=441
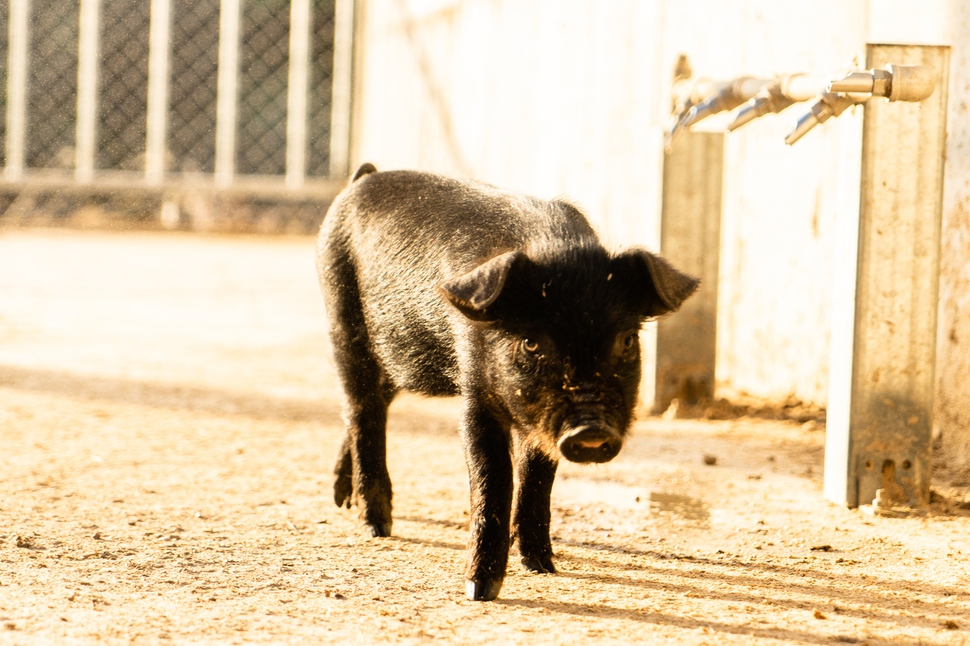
xmin=333 ymin=434 xmax=352 ymax=508
xmin=332 ymin=371 xmax=396 ymax=515
xmin=512 ymin=447 xmax=558 ymax=574
xmin=321 ymin=244 xmax=396 ymax=537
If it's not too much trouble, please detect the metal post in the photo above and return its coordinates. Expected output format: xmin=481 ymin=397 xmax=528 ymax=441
xmin=286 ymin=0 xmax=311 ymax=189
xmin=5 ymin=0 xmax=29 ymax=180
xmin=329 ymin=0 xmax=356 ymax=179
xmin=76 ymin=0 xmax=100 ymax=182
xmin=146 ymin=0 xmax=172 ymax=185
xmin=824 ymin=44 xmax=949 ymax=510
xmin=654 ymin=131 xmax=723 ymax=413
xmin=215 ymin=0 xmax=241 ymax=187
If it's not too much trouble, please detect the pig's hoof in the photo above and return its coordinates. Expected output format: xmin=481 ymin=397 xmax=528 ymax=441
xmin=334 ymin=474 xmax=353 ymax=509
xmin=366 ymin=521 xmax=392 ymax=538
xmin=465 ymin=578 xmax=503 ymax=601
xmin=521 ymin=554 xmax=556 ymax=574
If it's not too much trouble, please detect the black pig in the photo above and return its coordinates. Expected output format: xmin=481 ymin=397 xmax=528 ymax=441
xmin=316 ymin=164 xmax=697 ymax=601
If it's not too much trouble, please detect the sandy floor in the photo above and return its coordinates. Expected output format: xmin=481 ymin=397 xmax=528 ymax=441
xmin=1 ymin=229 xmax=968 ymax=645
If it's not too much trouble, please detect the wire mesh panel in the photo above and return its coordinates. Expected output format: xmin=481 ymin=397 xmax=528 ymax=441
xmin=2 ymin=0 xmax=343 ymax=201
xmin=27 ymin=0 xmax=79 ymax=170
xmin=236 ymin=0 xmax=290 ymax=176
xmin=169 ymin=0 xmax=220 ymax=174
xmin=97 ymin=0 xmax=150 ymax=171
xmin=306 ymin=0 xmax=334 ymax=177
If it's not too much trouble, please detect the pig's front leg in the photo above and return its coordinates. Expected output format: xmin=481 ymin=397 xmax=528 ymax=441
xmin=460 ymin=399 xmax=513 ymax=601
xmin=512 ymin=447 xmax=558 ymax=573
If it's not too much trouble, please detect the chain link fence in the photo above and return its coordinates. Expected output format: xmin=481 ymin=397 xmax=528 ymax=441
xmin=99 ymin=0 xmax=151 ymax=172
xmin=27 ymin=0 xmax=79 ymax=170
xmin=169 ymin=0 xmax=221 ymax=174
xmin=0 ymin=0 xmax=345 ymax=232
xmin=307 ymin=1 xmax=335 ymax=178
xmin=238 ymin=0 xmax=290 ymax=176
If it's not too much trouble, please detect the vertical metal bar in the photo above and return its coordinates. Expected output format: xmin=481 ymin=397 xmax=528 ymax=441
xmin=5 ymin=0 xmax=29 ymax=180
xmin=75 ymin=0 xmax=100 ymax=183
xmin=824 ymin=45 xmax=949 ymax=509
xmin=654 ymin=131 xmax=723 ymax=413
xmin=146 ymin=0 xmax=172 ymax=185
xmin=285 ymin=0 xmax=310 ymax=188
xmin=329 ymin=0 xmax=355 ymax=179
xmin=215 ymin=0 xmax=241 ymax=187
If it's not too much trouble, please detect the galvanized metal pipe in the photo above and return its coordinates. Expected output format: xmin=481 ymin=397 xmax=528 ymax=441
xmin=784 ymin=92 xmax=861 ymax=146
xmin=5 ymin=0 xmax=29 ymax=180
xmin=146 ymin=0 xmax=173 ymax=185
xmin=329 ymin=0 xmax=357 ymax=179
xmin=76 ymin=0 xmax=100 ymax=182
xmin=215 ymin=0 xmax=242 ymax=187
xmin=286 ymin=0 xmax=312 ymax=189
xmin=829 ymin=64 xmax=937 ymax=102
xmin=727 ymin=74 xmax=827 ymax=132
xmin=682 ymin=76 xmax=772 ymax=130
xmin=669 ymin=73 xmax=815 ymax=148
xmin=665 ymin=77 xmax=728 ymax=151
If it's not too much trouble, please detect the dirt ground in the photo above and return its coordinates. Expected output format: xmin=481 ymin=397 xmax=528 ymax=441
xmin=1 ymin=228 xmax=969 ymax=646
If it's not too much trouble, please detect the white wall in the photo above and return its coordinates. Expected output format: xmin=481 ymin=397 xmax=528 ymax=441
xmin=935 ymin=1 xmax=970 ymax=468
xmin=655 ymin=1 xmax=867 ymax=405
xmin=349 ymin=0 xmax=970 ymax=467
xmin=352 ymin=0 xmax=665 ymax=247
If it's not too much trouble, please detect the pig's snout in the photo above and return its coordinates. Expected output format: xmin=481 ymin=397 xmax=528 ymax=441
xmin=557 ymin=426 xmax=622 ymax=463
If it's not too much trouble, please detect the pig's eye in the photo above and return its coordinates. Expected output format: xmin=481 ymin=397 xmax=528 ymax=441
xmin=615 ymin=331 xmax=638 ymax=360
xmin=623 ymin=332 xmax=637 ymax=350
xmin=522 ymin=338 xmax=540 ymax=354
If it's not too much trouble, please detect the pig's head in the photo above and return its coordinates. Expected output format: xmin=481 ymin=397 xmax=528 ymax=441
xmin=440 ymin=244 xmax=698 ymax=464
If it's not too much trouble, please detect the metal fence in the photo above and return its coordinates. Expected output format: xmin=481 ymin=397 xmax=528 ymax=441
xmin=0 ymin=0 xmax=352 ymax=226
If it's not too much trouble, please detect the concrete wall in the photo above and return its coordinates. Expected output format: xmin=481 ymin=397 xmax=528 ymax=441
xmin=656 ymin=2 xmax=867 ymax=405
xmin=934 ymin=1 xmax=970 ymax=469
xmin=348 ymin=0 xmax=970 ymax=467
xmin=351 ymin=0 xmax=665 ymax=247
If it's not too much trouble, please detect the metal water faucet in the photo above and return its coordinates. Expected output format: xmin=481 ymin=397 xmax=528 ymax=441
xmin=784 ymin=93 xmax=860 ymax=145
xmin=727 ymin=73 xmax=822 ymax=132
xmin=665 ymin=58 xmax=939 ymax=148
xmin=666 ymin=76 xmax=729 ymax=152
xmin=784 ymin=64 xmax=937 ymax=145
xmin=827 ymin=64 xmax=937 ymax=101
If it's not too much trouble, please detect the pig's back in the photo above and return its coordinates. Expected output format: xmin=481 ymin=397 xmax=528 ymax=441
xmin=319 ymin=170 xmax=599 ymax=396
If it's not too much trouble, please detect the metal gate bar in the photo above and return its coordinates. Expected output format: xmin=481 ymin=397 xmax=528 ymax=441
xmin=146 ymin=0 xmax=171 ymax=185
xmin=5 ymin=0 xmax=28 ymax=180
xmin=2 ymin=0 xmax=349 ymax=207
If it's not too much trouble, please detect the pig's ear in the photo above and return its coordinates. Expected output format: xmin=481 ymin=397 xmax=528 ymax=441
xmin=439 ymin=251 xmax=526 ymax=321
xmin=612 ymin=249 xmax=699 ymax=317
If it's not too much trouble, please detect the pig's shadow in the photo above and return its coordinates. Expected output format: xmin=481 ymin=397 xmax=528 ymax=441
xmin=497 ymin=540 xmax=961 ymax=641
xmin=494 ymin=597 xmax=842 ymax=645
xmin=554 ymin=538 xmax=963 ymax=611
xmin=388 ymin=534 xmax=464 ymax=553
xmin=0 ymin=364 xmax=344 ymax=424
